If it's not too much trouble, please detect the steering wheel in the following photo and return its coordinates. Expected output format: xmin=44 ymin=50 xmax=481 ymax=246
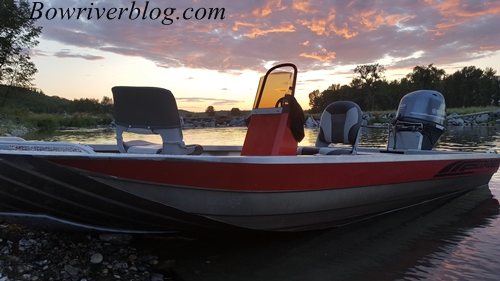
xmin=275 ymin=97 xmax=284 ymax=108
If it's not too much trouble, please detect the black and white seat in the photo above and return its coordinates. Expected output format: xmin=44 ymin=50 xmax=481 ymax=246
xmin=112 ymin=86 xmax=202 ymax=155
xmin=298 ymin=101 xmax=362 ymax=155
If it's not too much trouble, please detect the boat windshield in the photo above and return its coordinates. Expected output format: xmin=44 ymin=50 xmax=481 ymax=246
xmin=252 ymin=72 xmax=293 ymax=109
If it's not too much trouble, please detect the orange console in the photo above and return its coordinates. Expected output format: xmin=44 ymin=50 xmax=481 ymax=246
xmin=241 ymin=107 xmax=298 ymax=156
xmin=241 ymin=63 xmax=304 ymax=156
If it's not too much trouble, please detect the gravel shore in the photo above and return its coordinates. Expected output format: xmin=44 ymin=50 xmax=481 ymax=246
xmin=0 ymin=222 xmax=180 ymax=281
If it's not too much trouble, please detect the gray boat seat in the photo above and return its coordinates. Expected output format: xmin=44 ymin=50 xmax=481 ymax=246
xmin=298 ymin=101 xmax=362 ymax=155
xmin=112 ymin=86 xmax=203 ymax=155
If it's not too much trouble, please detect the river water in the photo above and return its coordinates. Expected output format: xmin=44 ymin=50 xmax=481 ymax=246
xmin=23 ymin=126 xmax=500 ymax=281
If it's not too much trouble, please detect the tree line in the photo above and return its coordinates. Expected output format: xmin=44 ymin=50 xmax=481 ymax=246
xmin=0 ymin=85 xmax=114 ymax=115
xmin=308 ymin=63 xmax=500 ymax=113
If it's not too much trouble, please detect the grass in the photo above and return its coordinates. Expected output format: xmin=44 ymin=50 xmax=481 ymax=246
xmin=446 ymin=106 xmax=500 ymax=115
xmin=0 ymin=108 xmax=113 ymax=134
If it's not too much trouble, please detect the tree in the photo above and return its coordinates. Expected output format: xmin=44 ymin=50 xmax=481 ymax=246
xmin=0 ymin=0 xmax=42 ymax=106
xmin=1 ymin=53 xmax=37 ymax=107
xmin=205 ymin=105 xmax=216 ymax=116
xmin=353 ymin=63 xmax=386 ymax=110
xmin=308 ymin=89 xmax=323 ymax=113
xmin=100 ymin=96 xmax=114 ymax=114
xmin=230 ymin=107 xmax=241 ymax=116
xmin=406 ymin=64 xmax=446 ymax=91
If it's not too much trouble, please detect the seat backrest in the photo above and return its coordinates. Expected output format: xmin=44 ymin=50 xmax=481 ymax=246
xmin=112 ymin=86 xmax=201 ymax=155
xmin=112 ymin=86 xmax=181 ymax=131
xmin=316 ymin=101 xmax=362 ymax=148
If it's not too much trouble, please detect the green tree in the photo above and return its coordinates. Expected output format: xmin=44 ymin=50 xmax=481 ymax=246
xmin=0 ymin=0 xmax=42 ymax=106
xmin=205 ymin=105 xmax=216 ymax=116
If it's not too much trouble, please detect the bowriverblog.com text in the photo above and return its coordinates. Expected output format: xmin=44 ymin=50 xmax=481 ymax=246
xmin=30 ymin=1 xmax=226 ymax=26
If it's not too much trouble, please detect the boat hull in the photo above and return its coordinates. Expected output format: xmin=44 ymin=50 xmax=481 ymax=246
xmin=0 ymin=150 xmax=498 ymax=232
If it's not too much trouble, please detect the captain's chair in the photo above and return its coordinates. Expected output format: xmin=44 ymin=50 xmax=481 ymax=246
xmin=298 ymin=101 xmax=362 ymax=155
xmin=112 ymin=86 xmax=202 ymax=155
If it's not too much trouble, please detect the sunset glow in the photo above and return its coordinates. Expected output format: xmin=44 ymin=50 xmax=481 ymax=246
xmin=29 ymin=0 xmax=500 ymax=111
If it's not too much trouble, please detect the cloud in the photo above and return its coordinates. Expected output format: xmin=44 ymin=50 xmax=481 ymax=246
xmin=33 ymin=0 xmax=500 ymax=72
xmin=53 ymin=50 xmax=105 ymax=60
xmin=177 ymin=97 xmax=242 ymax=106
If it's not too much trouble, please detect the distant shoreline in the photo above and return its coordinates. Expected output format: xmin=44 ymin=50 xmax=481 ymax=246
xmin=2 ymin=107 xmax=500 ymax=137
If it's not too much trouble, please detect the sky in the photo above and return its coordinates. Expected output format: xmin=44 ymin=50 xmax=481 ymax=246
xmin=29 ymin=0 xmax=500 ymax=112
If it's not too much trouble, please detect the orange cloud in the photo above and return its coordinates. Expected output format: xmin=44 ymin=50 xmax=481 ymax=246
xmin=329 ymin=22 xmax=358 ymax=38
xmin=244 ymin=21 xmax=295 ymax=38
xmin=297 ymin=18 xmax=329 ymax=36
xmin=300 ymin=48 xmax=336 ymax=62
xmin=292 ymin=0 xmax=318 ymax=13
xmin=349 ymin=9 xmax=414 ymax=31
xmin=480 ymin=46 xmax=500 ymax=51
xmin=252 ymin=0 xmax=287 ymax=17
xmin=233 ymin=21 xmax=262 ymax=31
xmin=298 ymin=7 xmax=410 ymax=38
xmin=434 ymin=0 xmax=500 ymax=30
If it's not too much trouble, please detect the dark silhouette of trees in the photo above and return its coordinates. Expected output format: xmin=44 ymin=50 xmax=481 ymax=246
xmin=0 ymin=0 xmax=42 ymax=107
xmin=205 ymin=105 xmax=216 ymax=116
xmin=309 ymin=64 xmax=500 ymax=112
xmin=353 ymin=63 xmax=386 ymax=110
xmin=406 ymin=64 xmax=446 ymax=92
xmin=230 ymin=107 xmax=241 ymax=116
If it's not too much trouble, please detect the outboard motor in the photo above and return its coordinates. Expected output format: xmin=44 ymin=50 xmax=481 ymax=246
xmin=388 ymin=90 xmax=446 ymax=150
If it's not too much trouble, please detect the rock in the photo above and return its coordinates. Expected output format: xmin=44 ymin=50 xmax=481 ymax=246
xmin=475 ymin=114 xmax=489 ymax=123
xmin=362 ymin=112 xmax=372 ymax=120
xmin=113 ymin=262 xmax=128 ymax=269
xmin=90 ymin=252 xmax=104 ymax=264
xmin=305 ymin=116 xmax=318 ymax=128
xmin=151 ymin=273 xmax=164 ymax=281
xmin=127 ymin=254 xmax=137 ymax=261
xmin=451 ymin=118 xmax=464 ymax=126
xmin=491 ymin=110 xmax=500 ymax=118
xmin=98 ymin=234 xmax=133 ymax=246
xmin=64 ymin=265 xmax=79 ymax=276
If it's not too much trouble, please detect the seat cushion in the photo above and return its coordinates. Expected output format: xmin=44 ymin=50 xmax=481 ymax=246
xmin=124 ymin=140 xmax=162 ymax=154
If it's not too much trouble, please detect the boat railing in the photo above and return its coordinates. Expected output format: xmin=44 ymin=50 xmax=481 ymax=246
xmin=0 ymin=137 xmax=96 ymax=154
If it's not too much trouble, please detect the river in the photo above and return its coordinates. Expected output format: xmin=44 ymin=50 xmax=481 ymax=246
xmin=22 ymin=126 xmax=500 ymax=281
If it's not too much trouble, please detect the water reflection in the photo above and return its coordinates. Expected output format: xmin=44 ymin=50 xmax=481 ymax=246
xmin=437 ymin=126 xmax=500 ymax=152
xmin=142 ymin=188 xmax=499 ymax=281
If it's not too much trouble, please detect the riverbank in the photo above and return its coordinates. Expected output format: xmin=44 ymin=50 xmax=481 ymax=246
xmin=0 ymin=223 xmax=177 ymax=281
xmin=179 ymin=109 xmax=500 ymax=129
xmin=2 ymin=108 xmax=500 ymax=137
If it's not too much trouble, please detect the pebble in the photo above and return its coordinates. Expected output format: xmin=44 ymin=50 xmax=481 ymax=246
xmin=90 ymin=252 xmax=104 ymax=264
xmin=0 ymin=223 xmax=174 ymax=281
xmin=99 ymin=233 xmax=133 ymax=246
